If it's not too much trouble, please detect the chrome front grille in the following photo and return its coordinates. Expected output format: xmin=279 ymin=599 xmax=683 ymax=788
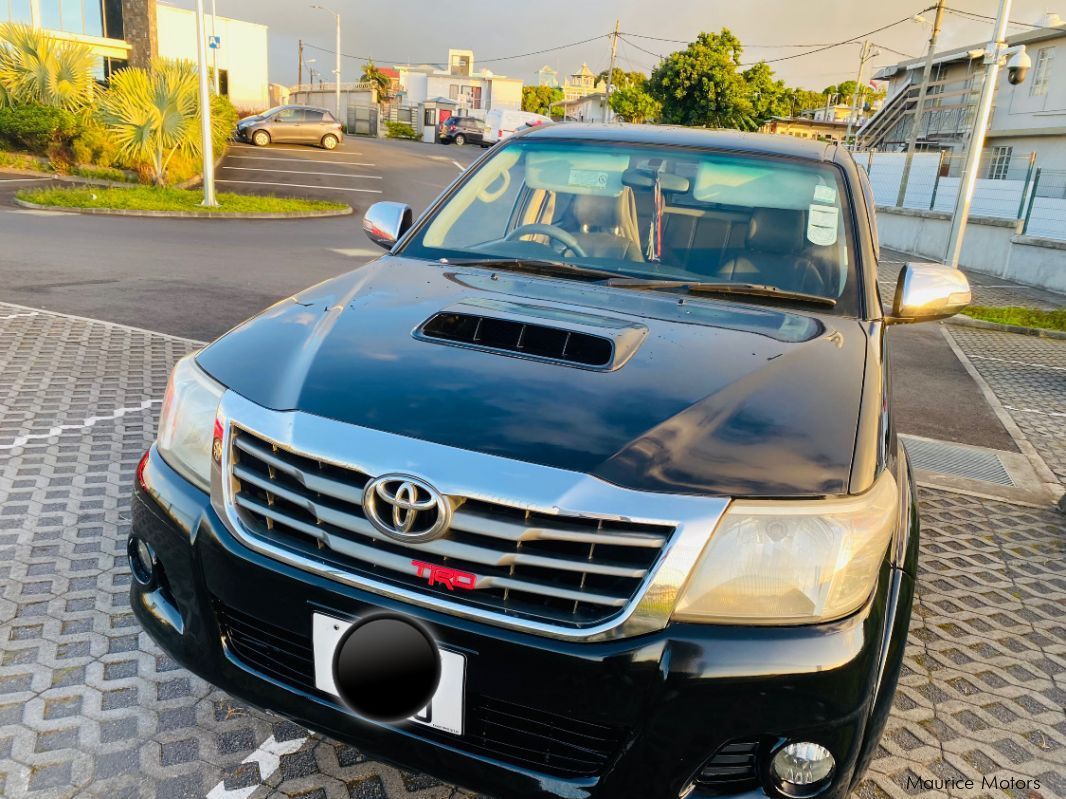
xmin=227 ymin=428 xmax=677 ymax=627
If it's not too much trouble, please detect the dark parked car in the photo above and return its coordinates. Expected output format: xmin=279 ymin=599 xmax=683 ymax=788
xmin=439 ymin=115 xmax=485 ymax=146
xmin=235 ymin=105 xmax=343 ymax=149
xmin=131 ymin=125 xmax=971 ymax=799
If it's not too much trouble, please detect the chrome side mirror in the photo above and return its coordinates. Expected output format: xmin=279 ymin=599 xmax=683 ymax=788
xmin=363 ymin=201 xmax=413 ymax=250
xmin=886 ymin=262 xmax=972 ymax=324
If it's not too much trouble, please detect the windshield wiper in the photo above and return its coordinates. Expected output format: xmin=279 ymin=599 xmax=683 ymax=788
xmin=440 ymin=257 xmax=622 ymax=282
xmin=603 ymin=278 xmax=837 ymax=307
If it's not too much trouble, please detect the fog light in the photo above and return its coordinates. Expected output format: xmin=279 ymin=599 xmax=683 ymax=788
xmin=129 ymin=537 xmax=156 ymax=586
xmin=770 ymin=742 xmax=835 ymax=796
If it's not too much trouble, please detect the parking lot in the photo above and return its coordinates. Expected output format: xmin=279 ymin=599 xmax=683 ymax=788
xmin=216 ymin=137 xmax=480 ymax=212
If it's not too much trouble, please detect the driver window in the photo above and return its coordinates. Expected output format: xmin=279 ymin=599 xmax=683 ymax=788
xmin=275 ymin=108 xmax=299 ymax=122
xmin=424 ymin=149 xmax=525 ymax=249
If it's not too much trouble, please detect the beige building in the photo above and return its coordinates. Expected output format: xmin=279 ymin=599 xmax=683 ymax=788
xmin=759 ymin=117 xmax=851 ymax=143
xmin=562 ymin=63 xmax=605 ymax=102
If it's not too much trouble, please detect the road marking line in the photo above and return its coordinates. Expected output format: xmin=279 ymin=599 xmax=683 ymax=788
xmin=331 ymin=247 xmax=380 ymax=258
xmin=206 ymin=734 xmax=308 ymax=799
xmin=232 ymin=144 xmax=361 ymax=155
xmin=969 ymin=354 xmax=1066 ymax=371
xmin=227 ymin=155 xmax=375 ymax=167
xmin=0 ymin=176 xmax=53 ymax=182
xmin=1002 ymin=405 xmax=1066 ymax=418
xmin=451 ymin=160 xmax=465 ymax=170
xmin=217 ymin=179 xmax=382 ymax=194
xmin=222 ymin=166 xmax=381 ymax=180
xmin=0 ymin=300 xmax=204 ymax=345
xmin=0 ymin=399 xmax=161 ymax=451
xmin=0 ymin=311 xmax=39 ymax=320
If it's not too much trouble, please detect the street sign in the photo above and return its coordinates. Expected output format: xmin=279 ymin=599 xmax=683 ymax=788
xmin=208 ymin=35 xmax=221 ymax=49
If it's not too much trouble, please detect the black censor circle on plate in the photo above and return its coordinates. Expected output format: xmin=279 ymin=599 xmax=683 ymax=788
xmin=332 ymin=614 xmax=442 ymax=722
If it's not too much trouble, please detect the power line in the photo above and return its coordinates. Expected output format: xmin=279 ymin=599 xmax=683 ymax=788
xmin=302 ymin=32 xmax=612 ymax=68
xmin=943 ymin=6 xmax=1047 ymax=29
xmin=620 ymin=6 xmax=933 ymax=66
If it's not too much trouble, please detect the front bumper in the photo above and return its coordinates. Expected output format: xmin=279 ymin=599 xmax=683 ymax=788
xmin=131 ymin=448 xmax=914 ymax=799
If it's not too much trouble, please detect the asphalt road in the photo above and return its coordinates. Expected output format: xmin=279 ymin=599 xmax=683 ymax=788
xmin=0 ymin=140 xmax=1020 ymax=451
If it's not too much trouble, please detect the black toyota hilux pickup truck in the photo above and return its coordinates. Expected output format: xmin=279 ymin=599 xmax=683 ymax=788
xmin=130 ymin=125 xmax=971 ymax=799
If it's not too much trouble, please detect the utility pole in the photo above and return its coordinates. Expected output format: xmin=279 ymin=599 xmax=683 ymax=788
xmin=194 ymin=0 xmax=217 ymax=207
xmin=298 ymin=39 xmax=303 ymax=89
xmin=845 ymin=41 xmax=877 ymax=146
xmin=210 ymin=0 xmax=219 ymax=94
xmin=603 ymin=19 xmax=620 ymax=123
xmin=896 ymin=0 xmax=946 ymax=206
xmin=945 ymin=0 xmax=1013 ymax=268
xmin=311 ymin=6 xmax=342 ymax=122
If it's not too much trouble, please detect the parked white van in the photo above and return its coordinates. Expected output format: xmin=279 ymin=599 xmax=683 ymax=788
xmin=481 ymin=110 xmax=553 ymax=146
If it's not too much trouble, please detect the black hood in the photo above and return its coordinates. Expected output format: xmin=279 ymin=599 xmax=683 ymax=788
xmin=197 ymin=257 xmax=868 ymax=497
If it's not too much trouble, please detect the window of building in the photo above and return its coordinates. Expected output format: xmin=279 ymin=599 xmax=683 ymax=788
xmin=450 ymin=54 xmax=471 ymax=77
xmin=1030 ymin=47 xmax=1053 ymax=97
xmin=218 ymin=69 xmax=229 ymax=97
xmin=32 ymin=0 xmax=104 ymax=36
xmin=5 ymin=0 xmax=33 ymax=23
xmin=986 ymin=145 xmax=1013 ymax=180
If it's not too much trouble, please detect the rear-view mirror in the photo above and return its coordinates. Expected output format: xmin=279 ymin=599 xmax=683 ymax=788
xmin=886 ymin=262 xmax=972 ymax=324
xmin=363 ymin=202 xmax=413 ymax=250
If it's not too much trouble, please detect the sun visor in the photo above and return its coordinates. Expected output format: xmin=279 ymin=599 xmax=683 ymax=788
xmin=693 ymin=160 xmax=831 ymax=210
xmin=525 ymin=150 xmax=630 ymax=196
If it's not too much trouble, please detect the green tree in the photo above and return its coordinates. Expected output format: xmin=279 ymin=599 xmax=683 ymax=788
xmin=596 ymin=68 xmax=646 ymax=90
xmin=789 ymin=88 xmax=826 ymax=114
xmin=609 ymin=83 xmax=661 ymax=123
xmin=98 ymin=60 xmax=203 ymax=186
xmin=361 ymin=60 xmax=391 ymax=104
xmin=742 ymin=61 xmax=792 ymax=125
xmin=522 ymin=84 xmax=562 ymax=116
xmin=0 ymin=23 xmax=96 ymax=111
xmin=647 ymin=29 xmax=755 ymax=129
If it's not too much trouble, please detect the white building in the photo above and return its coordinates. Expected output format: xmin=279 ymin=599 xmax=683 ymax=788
xmin=157 ymin=4 xmax=269 ymax=111
xmin=397 ymin=49 xmax=522 ymax=119
xmin=865 ymin=15 xmax=1066 ymax=169
xmin=558 ymin=92 xmax=607 ymax=122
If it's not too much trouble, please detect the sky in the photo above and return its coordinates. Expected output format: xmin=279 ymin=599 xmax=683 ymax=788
xmin=161 ymin=0 xmax=1062 ymax=92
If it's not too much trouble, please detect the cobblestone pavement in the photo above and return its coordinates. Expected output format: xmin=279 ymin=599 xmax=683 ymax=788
xmin=0 ymin=303 xmax=1063 ymax=799
xmin=946 ymin=327 xmax=1066 ymax=488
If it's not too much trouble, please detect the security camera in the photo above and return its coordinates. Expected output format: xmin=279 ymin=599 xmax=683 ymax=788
xmin=1006 ymin=48 xmax=1031 ymax=85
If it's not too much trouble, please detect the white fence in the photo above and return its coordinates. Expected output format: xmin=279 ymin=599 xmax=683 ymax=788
xmin=854 ymin=150 xmax=1066 ymax=242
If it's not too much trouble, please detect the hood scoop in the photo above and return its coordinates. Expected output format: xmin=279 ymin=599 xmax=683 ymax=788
xmin=415 ymin=298 xmax=648 ymax=371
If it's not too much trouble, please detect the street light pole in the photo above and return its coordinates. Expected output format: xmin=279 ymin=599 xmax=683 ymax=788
xmin=945 ymin=0 xmax=1013 ymax=268
xmin=896 ymin=0 xmax=946 ymax=206
xmin=194 ymin=0 xmax=217 ymax=207
xmin=311 ymin=5 xmax=343 ymax=124
xmin=210 ymin=0 xmax=219 ymax=94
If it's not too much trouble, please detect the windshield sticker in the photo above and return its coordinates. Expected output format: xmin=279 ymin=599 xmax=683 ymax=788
xmin=568 ymin=169 xmax=610 ymax=190
xmin=813 ymin=184 xmax=837 ymax=204
xmin=807 ymin=204 xmax=838 ymax=246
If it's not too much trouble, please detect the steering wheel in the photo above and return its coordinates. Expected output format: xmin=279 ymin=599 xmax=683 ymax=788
xmin=504 ymin=224 xmax=587 ymax=257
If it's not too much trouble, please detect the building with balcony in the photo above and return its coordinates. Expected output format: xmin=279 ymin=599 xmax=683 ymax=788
xmin=562 ymin=63 xmax=605 ymax=102
xmin=397 ymin=49 xmax=522 ymax=119
xmin=863 ymin=15 xmax=1066 ymax=169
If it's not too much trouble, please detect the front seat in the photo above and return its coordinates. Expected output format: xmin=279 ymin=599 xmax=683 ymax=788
xmin=569 ymin=190 xmax=644 ymax=261
xmin=717 ymin=208 xmax=830 ymax=295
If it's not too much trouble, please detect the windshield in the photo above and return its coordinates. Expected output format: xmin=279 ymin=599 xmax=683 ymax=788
xmin=401 ymin=138 xmax=859 ymax=313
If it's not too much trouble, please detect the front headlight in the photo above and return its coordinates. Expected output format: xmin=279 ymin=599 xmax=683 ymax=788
xmin=157 ymin=354 xmax=225 ymax=493
xmin=672 ymin=469 xmax=898 ymax=625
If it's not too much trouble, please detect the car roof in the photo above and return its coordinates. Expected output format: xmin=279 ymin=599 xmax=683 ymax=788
xmin=518 ymin=123 xmax=839 ymax=163
xmin=286 ymin=105 xmax=330 ymax=113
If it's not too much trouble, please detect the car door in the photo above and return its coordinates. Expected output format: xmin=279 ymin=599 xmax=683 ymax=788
xmin=302 ymin=109 xmax=328 ymax=144
xmin=268 ymin=107 xmax=303 ymax=143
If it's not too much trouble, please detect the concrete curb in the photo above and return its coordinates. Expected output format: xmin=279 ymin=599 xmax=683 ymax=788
xmin=13 ymin=197 xmax=353 ymax=220
xmin=947 ymin=314 xmax=1066 ymax=341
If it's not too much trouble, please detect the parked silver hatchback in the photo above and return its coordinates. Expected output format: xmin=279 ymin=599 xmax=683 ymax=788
xmin=236 ymin=105 xmax=344 ymax=150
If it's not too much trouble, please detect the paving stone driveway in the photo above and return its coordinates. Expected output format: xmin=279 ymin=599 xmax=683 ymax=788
xmin=0 ymin=303 xmax=1063 ymax=799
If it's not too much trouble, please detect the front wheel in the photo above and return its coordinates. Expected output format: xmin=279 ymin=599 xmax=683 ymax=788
xmin=454 ymin=134 xmax=466 ymax=146
xmin=252 ymin=130 xmax=270 ymax=147
xmin=321 ymin=134 xmax=339 ymax=150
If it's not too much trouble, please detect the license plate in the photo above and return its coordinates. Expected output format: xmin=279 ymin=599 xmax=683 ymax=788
xmin=311 ymin=613 xmax=465 ymax=735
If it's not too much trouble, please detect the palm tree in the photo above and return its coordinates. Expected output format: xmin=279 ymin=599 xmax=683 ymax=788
xmin=98 ymin=60 xmax=200 ymax=186
xmin=0 ymin=23 xmax=96 ymax=110
xmin=361 ymin=60 xmax=391 ymax=104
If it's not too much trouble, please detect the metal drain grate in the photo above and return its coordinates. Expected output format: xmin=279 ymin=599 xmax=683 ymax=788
xmin=901 ymin=436 xmax=1015 ymax=487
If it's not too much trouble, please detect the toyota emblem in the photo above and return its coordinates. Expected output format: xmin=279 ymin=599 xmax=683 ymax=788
xmin=363 ymin=474 xmax=451 ymax=543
